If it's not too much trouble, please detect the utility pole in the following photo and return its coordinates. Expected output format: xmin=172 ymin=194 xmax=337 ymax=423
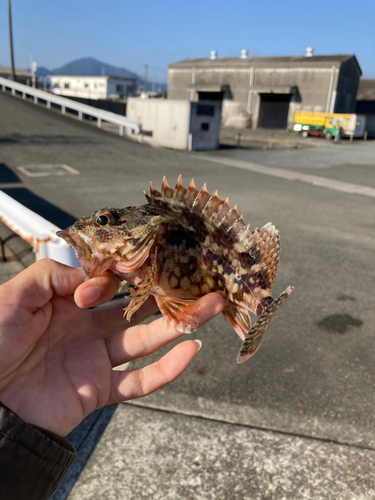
xmin=144 ymin=64 xmax=148 ymax=94
xmin=8 ymin=0 xmax=16 ymax=81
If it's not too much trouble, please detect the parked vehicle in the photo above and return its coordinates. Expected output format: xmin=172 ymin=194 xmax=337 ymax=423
xmin=291 ymin=111 xmax=366 ymax=139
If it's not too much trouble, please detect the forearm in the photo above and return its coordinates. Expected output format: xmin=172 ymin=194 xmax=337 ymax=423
xmin=0 ymin=401 xmax=77 ymax=500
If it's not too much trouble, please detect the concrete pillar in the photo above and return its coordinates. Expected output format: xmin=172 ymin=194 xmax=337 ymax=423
xmin=34 ymin=96 xmax=38 ymax=104
xmin=119 ymin=125 xmax=124 ymax=136
xmin=97 ymin=118 xmax=102 ymax=128
xmin=61 ymin=106 xmax=66 ymax=114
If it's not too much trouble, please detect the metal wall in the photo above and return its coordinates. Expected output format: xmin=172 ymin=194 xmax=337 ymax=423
xmin=335 ymin=59 xmax=360 ymax=113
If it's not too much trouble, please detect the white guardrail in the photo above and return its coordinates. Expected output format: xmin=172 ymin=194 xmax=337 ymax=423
xmin=0 ymin=191 xmax=79 ymax=266
xmin=0 ymin=76 xmax=142 ymax=138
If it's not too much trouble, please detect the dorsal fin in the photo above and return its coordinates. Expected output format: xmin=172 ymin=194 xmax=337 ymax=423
xmin=144 ymin=176 xmax=247 ymax=238
xmin=241 ymin=223 xmax=281 ymax=288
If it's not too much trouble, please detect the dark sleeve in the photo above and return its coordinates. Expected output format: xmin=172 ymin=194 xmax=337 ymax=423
xmin=0 ymin=401 xmax=77 ymax=500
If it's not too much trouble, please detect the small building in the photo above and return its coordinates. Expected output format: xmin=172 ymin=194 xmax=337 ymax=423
xmin=0 ymin=66 xmax=32 ymax=86
xmin=355 ymin=79 xmax=375 ymax=136
xmin=49 ymin=75 xmax=136 ymax=100
xmin=168 ymin=51 xmax=362 ymax=129
xmin=125 ymin=98 xmax=222 ymax=150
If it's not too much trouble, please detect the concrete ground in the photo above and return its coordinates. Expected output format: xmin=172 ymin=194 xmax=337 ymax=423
xmin=1 ymin=90 xmax=375 ymax=499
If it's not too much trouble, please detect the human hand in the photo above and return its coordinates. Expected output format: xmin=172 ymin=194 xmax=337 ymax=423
xmin=0 ymin=259 xmax=225 ymax=437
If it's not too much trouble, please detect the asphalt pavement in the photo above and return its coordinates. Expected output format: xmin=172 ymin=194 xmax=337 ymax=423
xmin=1 ymin=90 xmax=375 ymax=499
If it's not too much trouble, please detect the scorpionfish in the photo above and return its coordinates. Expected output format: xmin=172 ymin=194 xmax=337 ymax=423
xmin=57 ymin=176 xmax=293 ymax=363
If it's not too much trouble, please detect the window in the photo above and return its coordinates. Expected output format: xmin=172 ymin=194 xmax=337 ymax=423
xmin=53 ymin=82 xmax=60 ymax=88
xmin=116 ymin=84 xmax=123 ymax=92
xmin=64 ymin=83 xmax=70 ymax=89
xmin=100 ymin=82 xmax=105 ymax=87
xmin=201 ymin=123 xmax=210 ymax=131
xmin=84 ymin=83 xmax=89 ymax=88
xmin=197 ymin=104 xmax=215 ymax=117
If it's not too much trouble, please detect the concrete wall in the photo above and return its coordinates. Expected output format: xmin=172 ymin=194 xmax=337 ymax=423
xmin=125 ymin=98 xmax=221 ymax=150
xmin=126 ymin=98 xmax=190 ymax=149
xmin=222 ymin=101 xmax=249 ymax=128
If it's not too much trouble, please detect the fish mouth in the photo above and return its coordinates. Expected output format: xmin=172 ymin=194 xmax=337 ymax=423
xmin=57 ymin=228 xmax=113 ymax=280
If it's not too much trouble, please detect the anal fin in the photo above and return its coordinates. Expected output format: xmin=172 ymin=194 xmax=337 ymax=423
xmin=154 ymin=295 xmax=200 ymax=334
xmin=237 ymin=286 xmax=293 ymax=364
xmin=222 ymin=303 xmax=251 ymax=341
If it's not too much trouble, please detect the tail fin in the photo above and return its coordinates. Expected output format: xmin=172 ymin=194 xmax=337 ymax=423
xmin=237 ymin=286 xmax=293 ymax=364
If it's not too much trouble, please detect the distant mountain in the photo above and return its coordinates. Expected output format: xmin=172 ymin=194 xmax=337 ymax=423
xmin=50 ymin=57 xmax=138 ymax=79
xmin=32 ymin=66 xmax=50 ymax=77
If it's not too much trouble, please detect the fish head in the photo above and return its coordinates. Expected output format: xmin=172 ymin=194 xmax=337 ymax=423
xmin=57 ymin=206 xmax=160 ymax=280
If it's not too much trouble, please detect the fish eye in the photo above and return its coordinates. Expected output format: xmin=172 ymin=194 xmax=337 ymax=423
xmin=96 ymin=214 xmax=110 ymax=226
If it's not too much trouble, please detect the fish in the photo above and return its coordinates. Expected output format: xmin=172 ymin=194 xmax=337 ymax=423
xmin=57 ymin=176 xmax=293 ymax=364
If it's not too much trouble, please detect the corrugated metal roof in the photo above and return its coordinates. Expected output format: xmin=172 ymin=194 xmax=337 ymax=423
xmin=357 ymin=79 xmax=375 ymax=100
xmin=169 ymin=54 xmax=357 ymax=69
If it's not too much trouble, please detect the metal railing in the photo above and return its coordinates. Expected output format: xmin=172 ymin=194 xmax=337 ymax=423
xmin=0 ymin=76 xmax=143 ymax=138
xmin=0 ymin=191 xmax=79 ymax=266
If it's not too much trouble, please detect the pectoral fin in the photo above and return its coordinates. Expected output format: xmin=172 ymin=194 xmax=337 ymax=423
xmin=154 ymin=295 xmax=200 ymax=334
xmin=237 ymin=286 xmax=293 ymax=364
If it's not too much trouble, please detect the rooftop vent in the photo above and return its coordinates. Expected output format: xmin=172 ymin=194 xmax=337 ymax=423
xmin=305 ymin=47 xmax=314 ymax=57
xmin=210 ymin=50 xmax=217 ymax=60
xmin=240 ymin=49 xmax=248 ymax=59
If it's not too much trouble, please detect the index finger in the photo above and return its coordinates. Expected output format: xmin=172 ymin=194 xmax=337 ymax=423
xmin=1 ymin=259 xmax=83 ymax=312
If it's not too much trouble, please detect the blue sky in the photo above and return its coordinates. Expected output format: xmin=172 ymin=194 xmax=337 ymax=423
xmin=1 ymin=0 xmax=374 ymax=80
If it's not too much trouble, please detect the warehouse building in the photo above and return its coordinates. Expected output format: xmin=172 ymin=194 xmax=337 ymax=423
xmin=0 ymin=66 xmax=32 ymax=86
xmin=168 ymin=50 xmax=362 ymax=129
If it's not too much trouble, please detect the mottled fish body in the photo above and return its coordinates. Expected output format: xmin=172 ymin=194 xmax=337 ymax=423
xmin=57 ymin=176 xmax=293 ymax=363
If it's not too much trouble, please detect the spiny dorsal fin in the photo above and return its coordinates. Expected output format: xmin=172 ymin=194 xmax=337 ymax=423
xmin=162 ymin=176 xmax=174 ymax=200
xmin=242 ymin=223 xmax=281 ymax=289
xmin=145 ymin=176 xmax=247 ymax=238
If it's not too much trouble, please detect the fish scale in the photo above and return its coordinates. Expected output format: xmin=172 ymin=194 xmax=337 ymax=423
xmin=57 ymin=175 xmax=293 ymax=364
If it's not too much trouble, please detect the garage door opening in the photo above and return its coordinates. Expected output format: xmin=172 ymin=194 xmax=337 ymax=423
xmin=258 ymin=93 xmax=291 ymax=128
xmin=198 ymin=91 xmax=224 ymax=102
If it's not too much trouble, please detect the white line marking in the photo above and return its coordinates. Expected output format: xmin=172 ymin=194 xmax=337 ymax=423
xmin=17 ymin=164 xmax=80 ymax=177
xmin=197 ymin=155 xmax=375 ymax=198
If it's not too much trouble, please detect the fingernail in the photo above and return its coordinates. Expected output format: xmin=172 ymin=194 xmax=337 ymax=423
xmin=194 ymin=339 xmax=202 ymax=351
xmin=79 ymin=286 xmax=102 ymax=307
